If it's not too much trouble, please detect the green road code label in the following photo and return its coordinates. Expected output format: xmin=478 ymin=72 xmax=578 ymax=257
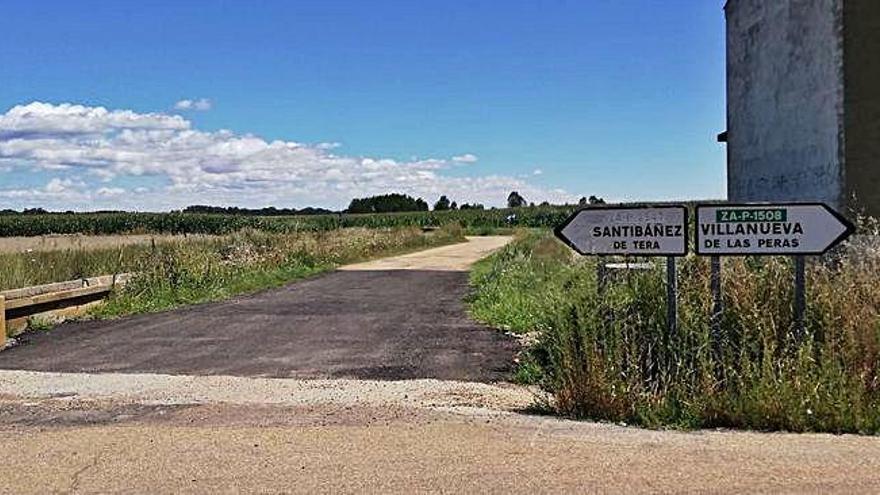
xmin=716 ymin=208 xmax=787 ymax=223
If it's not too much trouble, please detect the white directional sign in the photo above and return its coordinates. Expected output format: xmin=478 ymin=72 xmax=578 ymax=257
xmin=695 ymin=203 xmax=855 ymax=255
xmin=555 ymin=206 xmax=688 ymax=256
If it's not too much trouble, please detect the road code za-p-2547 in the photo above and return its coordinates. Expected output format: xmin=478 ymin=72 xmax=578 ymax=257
xmin=554 ymin=206 xmax=688 ymax=256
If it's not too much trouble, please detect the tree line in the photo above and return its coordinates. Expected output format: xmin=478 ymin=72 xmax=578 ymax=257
xmin=1 ymin=191 xmax=605 ymax=216
xmin=182 ymin=205 xmax=335 ymax=216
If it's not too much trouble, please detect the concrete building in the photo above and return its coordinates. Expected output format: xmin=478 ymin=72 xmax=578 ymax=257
xmin=722 ymin=0 xmax=880 ymax=217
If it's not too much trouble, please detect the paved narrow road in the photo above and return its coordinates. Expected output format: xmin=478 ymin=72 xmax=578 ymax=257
xmin=0 ymin=237 xmax=517 ymax=382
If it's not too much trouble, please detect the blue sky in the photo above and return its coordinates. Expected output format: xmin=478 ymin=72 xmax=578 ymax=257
xmin=0 ymin=1 xmax=727 ymax=211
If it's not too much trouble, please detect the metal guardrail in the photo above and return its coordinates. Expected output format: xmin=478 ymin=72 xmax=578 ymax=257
xmin=0 ymin=273 xmax=131 ymax=347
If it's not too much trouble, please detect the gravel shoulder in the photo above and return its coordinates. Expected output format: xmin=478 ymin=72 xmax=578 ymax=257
xmin=340 ymin=235 xmax=511 ymax=271
xmin=0 ymin=369 xmax=536 ymax=413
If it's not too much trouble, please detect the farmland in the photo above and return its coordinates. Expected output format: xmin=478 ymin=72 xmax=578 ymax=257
xmin=1 ymin=225 xmax=465 ymax=316
xmin=0 ymin=200 xmax=727 ymax=237
xmin=0 ymin=206 xmax=577 ymax=237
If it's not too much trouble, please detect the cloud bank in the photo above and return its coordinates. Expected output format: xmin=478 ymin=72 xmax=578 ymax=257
xmin=0 ymin=102 xmax=573 ymax=210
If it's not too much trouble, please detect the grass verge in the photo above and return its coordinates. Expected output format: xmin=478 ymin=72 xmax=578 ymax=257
xmin=468 ymin=229 xmax=880 ymax=434
xmin=92 ymin=225 xmax=465 ymax=318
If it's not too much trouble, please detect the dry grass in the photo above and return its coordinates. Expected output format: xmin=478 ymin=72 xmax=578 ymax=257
xmin=469 ymin=228 xmax=880 ymax=433
xmin=0 ymin=226 xmax=463 ymax=293
xmin=0 ymin=234 xmax=221 ymax=254
xmin=94 ymin=225 xmax=465 ymax=317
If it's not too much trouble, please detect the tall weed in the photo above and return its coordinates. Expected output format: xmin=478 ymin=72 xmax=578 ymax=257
xmin=470 ymin=230 xmax=880 ymax=433
xmin=95 ymin=225 xmax=464 ymax=317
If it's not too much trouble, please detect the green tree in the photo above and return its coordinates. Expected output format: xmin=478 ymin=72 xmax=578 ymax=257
xmin=434 ymin=195 xmax=452 ymax=211
xmin=507 ymin=191 xmax=526 ymax=208
xmin=346 ymin=193 xmax=429 ymax=213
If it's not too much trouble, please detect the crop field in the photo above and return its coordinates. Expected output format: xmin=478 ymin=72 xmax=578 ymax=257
xmin=0 ymin=206 xmax=577 ymax=237
xmin=0 ymin=225 xmax=464 ymax=303
xmin=0 ymin=199 xmax=726 ymax=237
xmin=468 ymin=226 xmax=880 ymax=434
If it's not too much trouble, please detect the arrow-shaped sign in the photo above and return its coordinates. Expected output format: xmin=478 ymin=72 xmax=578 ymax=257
xmin=695 ymin=203 xmax=855 ymax=255
xmin=555 ymin=205 xmax=688 ymax=256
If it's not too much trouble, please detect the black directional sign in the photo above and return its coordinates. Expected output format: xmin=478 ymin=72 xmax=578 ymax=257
xmin=695 ymin=203 xmax=855 ymax=255
xmin=555 ymin=205 xmax=688 ymax=256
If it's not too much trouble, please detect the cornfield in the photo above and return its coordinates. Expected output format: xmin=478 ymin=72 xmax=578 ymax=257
xmin=0 ymin=206 xmax=578 ymax=237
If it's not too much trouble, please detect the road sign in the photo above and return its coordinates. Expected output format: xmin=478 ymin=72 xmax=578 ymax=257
xmin=555 ymin=206 xmax=688 ymax=256
xmin=695 ymin=203 xmax=855 ymax=255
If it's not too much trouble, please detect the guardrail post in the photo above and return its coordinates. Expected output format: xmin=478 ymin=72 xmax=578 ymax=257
xmin=0 ymin=295 xmax=6 ymax=347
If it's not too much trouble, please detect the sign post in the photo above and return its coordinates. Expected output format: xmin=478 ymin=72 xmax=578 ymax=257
xmin=666 ymin=256 xmax=677 ymax=336
xmin=695 ymin=203 xmax=855 ymax=339
xmin=554 ymin=201 xmax=855 ymax=378
xmin=794 ymin=255 xmax=806 ymax=338
xmin=555 ymin=205 xmax=689 ymax=335
xmin=710 ymin=255 xmax=723 ymax=354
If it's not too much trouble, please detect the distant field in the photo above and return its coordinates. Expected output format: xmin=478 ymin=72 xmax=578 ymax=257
xmin=0 ymin=206 xmax=578 ymax=237
xmin=0 ymin=225 xmax=464 ymax=293
xmin=0 ymin=200 xmax=730 ymax=238
xmin=0 ymin=234 xmax=219 ymax=254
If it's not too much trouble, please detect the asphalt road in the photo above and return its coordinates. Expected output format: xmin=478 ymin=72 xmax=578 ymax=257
xmin=0 ymin=237 xmax=518 ymax=382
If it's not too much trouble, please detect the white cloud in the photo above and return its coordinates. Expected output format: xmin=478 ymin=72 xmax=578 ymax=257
xmin=174 ymin=98 xmax=212 ymax=111
xmin=0 ymin=177 xmax=89 ymax=203
xmin=0 ymin=102 xmax=188 ymax=139
xmin=452 ymin=153 xmax=478 ymax=164
xmin=533 ymin=168 xmax=544 ymax=175
xmin=0 ymin=102 xmax=575 ymax=210
xmin=45 ymin=178 xmax=70 ymax=194
xmin=96 ymin=187 xmax=126 ymax=196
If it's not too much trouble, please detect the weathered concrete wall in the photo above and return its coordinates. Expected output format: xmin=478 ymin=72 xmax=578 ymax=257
xmin=843 ymin=0 xmax=880 ymax=217
xmin=725 ymin=0 xmax=845 ymax=207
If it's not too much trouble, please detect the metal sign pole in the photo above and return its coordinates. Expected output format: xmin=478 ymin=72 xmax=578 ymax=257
xmin=794 ymin=255 xmax=806 ymax=339
xmin=596 ymin=255 xmax=607 ymax=296
xmin=666 ymin=256 xmax=677 ymax=335
xmin=710 ymin=256 xmax=723 ymax=339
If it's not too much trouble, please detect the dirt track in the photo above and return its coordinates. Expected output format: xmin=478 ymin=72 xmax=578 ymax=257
xmin=1 ymin=237 xmax=879 ymax=494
